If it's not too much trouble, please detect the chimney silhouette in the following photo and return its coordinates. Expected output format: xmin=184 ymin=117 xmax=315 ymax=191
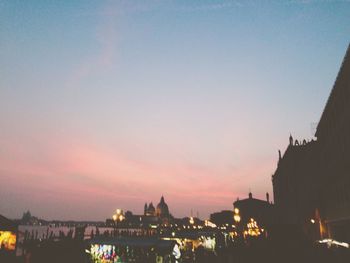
xmin=266 ymin=192 xmax=270 ymax=203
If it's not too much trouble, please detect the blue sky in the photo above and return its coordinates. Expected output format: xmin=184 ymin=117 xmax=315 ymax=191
xmin=0 ymin=0 xmax=349 ymax=220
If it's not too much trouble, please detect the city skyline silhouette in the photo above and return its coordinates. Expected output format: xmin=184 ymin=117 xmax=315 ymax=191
xmin=1 ymin=1 xmax=349 ymax=222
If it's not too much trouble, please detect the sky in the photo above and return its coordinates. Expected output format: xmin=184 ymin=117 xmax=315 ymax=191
xmin=0 ymin=0 xmax=349 ymax=221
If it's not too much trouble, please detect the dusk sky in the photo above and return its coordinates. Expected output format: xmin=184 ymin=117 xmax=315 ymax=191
xmin=1 ymin=0 xmax=349 ymax=221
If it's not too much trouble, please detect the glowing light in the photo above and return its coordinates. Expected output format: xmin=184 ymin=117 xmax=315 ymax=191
xmin=310 ymin=219 xmax=315 ymax=224
xmin=318 ymin=239 xmax=349 ymax=248
xmin=233 ymin=207 xmax=241 ymax=223
xmin=0 ymin=231 xmax=16 ymax=251
xmin=112 ymin=208 xmax=124 ymax=223
xmin=204 ymin=220 xmax=217 ymax=228
xmin=234 ymin=214 xmax=241 ymax=223
xmin=245 ymin=218 xmax=262 ymax=237
xmin=189 ymin=217 xmax=194 ymax=225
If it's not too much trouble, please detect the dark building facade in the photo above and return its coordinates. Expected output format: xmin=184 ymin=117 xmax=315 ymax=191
xmin=272 ymin=44 xmax=350 ymax=242
xmin=272 ymin=137 xmax=319 ymax=225
xmin=210 ymin=210 xmax=234 ymax=227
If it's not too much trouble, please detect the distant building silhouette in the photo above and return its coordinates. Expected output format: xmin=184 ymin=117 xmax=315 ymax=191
xmin=272 ymin=44 xmax=350 ymax=241
xmin=144 ymin=196 xmax=170 ymax=221
xmin=144 ymin=202 xmax=156 ymax=216
xmin=210 ymin=210 xmax=234 ymax=227
xmin=156 ymin=196 xmax=170 ymax=219
xmin=113 ymin=196 xmax=171 ymax=228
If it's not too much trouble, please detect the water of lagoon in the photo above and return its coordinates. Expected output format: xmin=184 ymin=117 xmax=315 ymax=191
xmin=16 ymin=225 xmax=113 ymax=256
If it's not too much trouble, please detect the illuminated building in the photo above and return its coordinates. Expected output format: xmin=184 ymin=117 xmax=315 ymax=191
xmin=233 ymin=192 xmax=274 ymax=235
xmin=272 ymin=44 xmax=350 ymax=241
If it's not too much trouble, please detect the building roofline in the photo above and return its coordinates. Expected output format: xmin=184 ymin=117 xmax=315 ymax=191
xmin=233 ymin=197 xmax=270 ymax=205
xmin=316 ymin=43 xmax=350 ymax=138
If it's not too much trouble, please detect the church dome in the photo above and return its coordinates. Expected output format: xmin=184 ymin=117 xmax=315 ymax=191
xmin=156 ymin=196 xmax=169 ymax=218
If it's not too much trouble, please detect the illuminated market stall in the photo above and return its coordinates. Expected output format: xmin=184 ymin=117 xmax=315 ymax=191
xmin=88 ymin=236 xmax=178 ymax=262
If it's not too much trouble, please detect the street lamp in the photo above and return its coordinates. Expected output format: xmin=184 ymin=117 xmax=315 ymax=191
xmin=112 ymin=209 xmax=124 ymax=235
xmin=233 ymin=207 xmax=241 ymax=239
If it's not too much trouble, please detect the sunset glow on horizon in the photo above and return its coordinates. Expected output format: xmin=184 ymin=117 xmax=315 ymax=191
xmin=1 ymin=0 xmax=349 ymax=220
